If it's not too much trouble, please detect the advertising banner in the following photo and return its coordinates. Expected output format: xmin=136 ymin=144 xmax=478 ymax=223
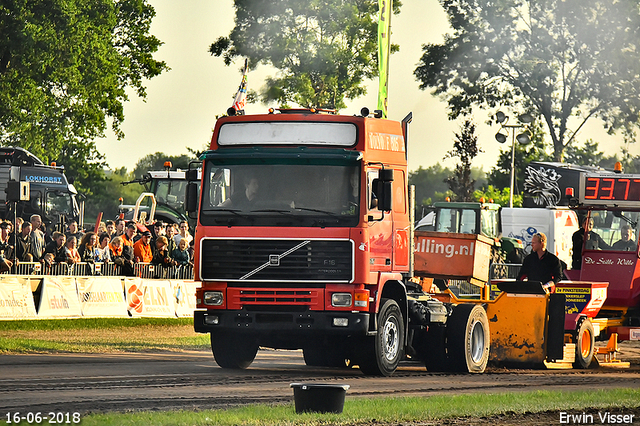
xmin=0 ymin=277 xmax=37 ymax=319
xmin=37 ymin=276 xmax=82 ymax=318
xmin=172 ymin=280 xmax=198 ymax=318
xmin=76 ymin=277 xmax=128 ymax=318
xmin=124 ymin=278 xmax=173 ymax=317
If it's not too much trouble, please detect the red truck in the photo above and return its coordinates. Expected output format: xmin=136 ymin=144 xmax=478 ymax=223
xmin=564 ymin=169 xmax=640 ymax=357
xmin=188 ymin=108 xmax=569 ymax=375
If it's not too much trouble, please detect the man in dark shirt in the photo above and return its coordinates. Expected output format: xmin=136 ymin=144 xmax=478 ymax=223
xmin=44 ymin=232 xmax=67 ymax=264
xmin=219 ymin=176 xmax=259 ymax=210
xmin=571 ymin=217 xmax=610 ymax=269
xmin=612 ymin=225 xmax=637 ymax=251
xmin=10 ymin=222 xmax=34 ymax=262
xmin=517 ymin=232 xmax=563 ymax=293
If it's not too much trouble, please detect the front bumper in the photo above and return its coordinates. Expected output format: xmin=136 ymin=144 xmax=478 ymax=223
xmin=194 ymin=309 xmax=370 ymax=336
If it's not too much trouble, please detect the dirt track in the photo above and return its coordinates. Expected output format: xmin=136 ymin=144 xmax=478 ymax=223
xmin=1 ymin=341 xmax=639 ymax=422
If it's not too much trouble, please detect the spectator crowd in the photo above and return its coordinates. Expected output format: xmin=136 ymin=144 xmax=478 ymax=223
xmin=0 ymin=215 xmax=194 ymax=277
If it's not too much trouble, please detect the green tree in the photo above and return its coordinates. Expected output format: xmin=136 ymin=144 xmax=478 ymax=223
xmin=210 ymin=0 xmax=401 ymax=110
xmin=414 ymin=0 xmax=640 ymax=161
xmin=409 ymin=163 xmax=452 ymax=209
xmin=564 ymin=140 xmax=606 ymax=168
xmin=0 ymin=0 xmax=168 ymax=192
xmin=83 ymin=167 xmax=143 ymax=223
xmin=444 ymin=120 xmax=482 ymax=201
xmin=473 ymin=185 xmax=521 ymax=207
xmin=487 ymin=124 xmax=551 ymax=194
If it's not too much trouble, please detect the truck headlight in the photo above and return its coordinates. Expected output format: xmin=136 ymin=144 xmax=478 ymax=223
xmin=203 ymin=291 xmax=223 ymax=306
xmin=331 ymin=293 xmax=352 ymax=307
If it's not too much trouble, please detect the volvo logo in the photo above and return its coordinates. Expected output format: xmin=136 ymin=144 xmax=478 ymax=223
xmin=239 ymin=240 xmax=311 ymax=280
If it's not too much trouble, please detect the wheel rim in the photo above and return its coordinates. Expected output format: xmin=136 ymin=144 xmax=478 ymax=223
xmin=382 ymin=316 xmax=400 ymax=361
xmin=580 ymin=328 xmax=592 ymax=358
xmin=470 ymin=320 xmax=486 ymax=364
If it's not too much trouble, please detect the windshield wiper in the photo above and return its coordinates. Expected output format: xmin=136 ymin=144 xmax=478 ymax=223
xmin=613 ymin=211 xmax=638 ymax=228
xmin=211 ymin=208 xmax=242 ymax=216
xmin=250 ymin=209 xmax=293 ymax=214
xmin=295 ymin=207 xmax=341 ymax=218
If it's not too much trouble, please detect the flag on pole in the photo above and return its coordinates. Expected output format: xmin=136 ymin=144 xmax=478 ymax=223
xmin=232 ymin=59 xmax=249 ymax=113
xmin=377 ymin=0 xmax=392 ymax=118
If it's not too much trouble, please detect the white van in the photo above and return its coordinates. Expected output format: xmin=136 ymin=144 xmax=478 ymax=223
xmin=501 ymin=207 xmax=579 ymax=267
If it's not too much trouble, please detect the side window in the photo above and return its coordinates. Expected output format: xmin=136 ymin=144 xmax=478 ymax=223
xmin=460 ymin=210 xmax=476 ymax=234
xmin=437 ymin=208 xmax=458 ymax=232
xmin=367 ymin=170 xmax=380 ymax=213
xmin=155 ymin=181 xmax=169 ymax=203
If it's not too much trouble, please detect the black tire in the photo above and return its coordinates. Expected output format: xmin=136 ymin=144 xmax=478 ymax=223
xmin=573 ymin=318 xmax=595 ymax=369
xmin=418 ymin=324 xmax=450 ymax=372
xmin=303 ymin=346 xmax=348 ymax=368
xmin=358 ymin=298 xmax=404 ymax=376
xmin=210 ymin=332 xmax=258 ymax=369
xmin=447 ymin=304 xmax=490 ymax=373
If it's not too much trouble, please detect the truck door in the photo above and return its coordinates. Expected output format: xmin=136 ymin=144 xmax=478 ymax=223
xmin=367 ymin=168 xmax=393 ymax=271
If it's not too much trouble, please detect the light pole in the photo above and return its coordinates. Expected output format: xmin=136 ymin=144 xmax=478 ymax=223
xmin=495 ymin=112 xmax=533 ymax=208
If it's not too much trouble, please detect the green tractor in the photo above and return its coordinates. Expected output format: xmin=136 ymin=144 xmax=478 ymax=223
xmin=429 ymin=201 xmax=524 ymax=265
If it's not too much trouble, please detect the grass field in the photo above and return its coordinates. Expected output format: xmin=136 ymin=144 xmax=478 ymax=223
xmin=1 ymin=319 xmax=638 ymax=425
xmin=27 ymin=389 xmax=640 ymax=426
xmin=0 ymin=318 xmax=208 ymax=353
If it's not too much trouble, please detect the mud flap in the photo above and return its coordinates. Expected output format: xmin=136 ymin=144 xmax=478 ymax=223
xmin=547 ymin=293 xmax=566 ymax=361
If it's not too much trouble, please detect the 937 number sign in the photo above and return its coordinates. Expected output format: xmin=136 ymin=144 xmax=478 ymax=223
xmin=581 ymin=174 xmax=640 ymax=206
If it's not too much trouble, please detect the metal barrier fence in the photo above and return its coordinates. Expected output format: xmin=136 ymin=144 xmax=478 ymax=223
xmin=490 ymin=263 xmax=522 ymax=280
xmin=2 ymin=261 xmax=194 ymax=280
xmin=2 ymin=260 xmax=516 ymax=285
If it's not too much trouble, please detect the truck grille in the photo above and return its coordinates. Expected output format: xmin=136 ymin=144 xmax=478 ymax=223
xmin=200 ymin=238 xmax=353 ymax=283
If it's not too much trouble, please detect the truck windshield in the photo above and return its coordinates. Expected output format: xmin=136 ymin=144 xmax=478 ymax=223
xmin=155 ymin=180 xmax=188 ymax=212
xmin=588 ymin=210 xmax=640 ymax=251
xmin=436 ymin=208 xmax=477 ymax=234
xmin=46 ymin=191 xmax=72 ymax=215
xmin=200 ymin=163 xmax=360 ymax=227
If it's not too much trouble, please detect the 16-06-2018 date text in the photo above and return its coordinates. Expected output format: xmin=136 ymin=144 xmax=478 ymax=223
xmin=4 ymin=412 xmax=81 ymax=424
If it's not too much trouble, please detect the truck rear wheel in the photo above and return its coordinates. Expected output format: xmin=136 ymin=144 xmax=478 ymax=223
xmin=573 ymin=318 xmax=595 ymax=369
xmin=358 ymin=298 xmax=404 ymax=376
xmin=418 ymin=324 xmax=450 ymax=372
xmin=210 ymin=332 xmax=258 ymax=369
xmin=447 ymin=304 xmax=490 ymax=373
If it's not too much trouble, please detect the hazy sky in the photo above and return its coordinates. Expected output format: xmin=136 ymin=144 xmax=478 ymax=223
xmin=95 ymin=0 xmax=635 ymax=174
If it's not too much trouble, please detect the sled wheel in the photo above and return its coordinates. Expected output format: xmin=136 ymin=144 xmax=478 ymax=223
xmin=447 ymin=304 xmax=490 ymax=373
xmin=573 ymin=317 xmax=595 ymax=369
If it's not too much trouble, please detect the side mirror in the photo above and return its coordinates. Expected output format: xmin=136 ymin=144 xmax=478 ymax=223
xmin=377 ymin=181 xmax=393 ymax=211
xmin=185 ymin=182 xmax=198 ymax=214
xmin=379 ymin=168 xmax=394 ymax=182
xmin=186 ymin=169 xmax=199 ymax=182
xmin=377 ymin=168 xmax=393 ymax=212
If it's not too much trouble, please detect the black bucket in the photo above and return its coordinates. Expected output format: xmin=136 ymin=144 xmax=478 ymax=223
xmin=290 ymin=383 xmax=350 ymax=414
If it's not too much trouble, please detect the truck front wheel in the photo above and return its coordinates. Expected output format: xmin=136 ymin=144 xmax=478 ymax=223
xmin=303 ymin=346 xmax=348 ymax=368
xmin=358 ymin=298 xmax=404 ymax=376
xmin=210 ymin=332 xmax=258 ymax=369
xmin=447 ymin=304 xmax=490 ymax=373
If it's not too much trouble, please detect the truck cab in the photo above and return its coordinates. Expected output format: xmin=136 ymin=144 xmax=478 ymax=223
xmin=192 ymin=108 xmax=411 ymax=375
xmin=0 ymin=147 xmax=80 ymax=233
